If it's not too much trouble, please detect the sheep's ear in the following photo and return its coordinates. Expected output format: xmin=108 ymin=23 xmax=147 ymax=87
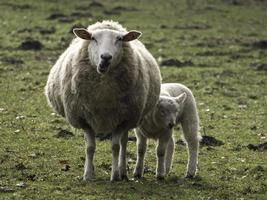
xmin=175 ymin=92 xmax=187 ymax=104
xmin=73 ymin=28 xmax=91 ymax=40
xmin=122 ymin=30 xmax=142 ymax=42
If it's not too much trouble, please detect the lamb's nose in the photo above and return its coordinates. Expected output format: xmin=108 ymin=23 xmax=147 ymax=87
xmin=168 ymin=123 xmax=174 ymax=129
xmin=101 ymin=53 xmax=112 ymax=61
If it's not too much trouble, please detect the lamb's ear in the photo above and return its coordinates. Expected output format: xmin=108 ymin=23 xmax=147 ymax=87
xmin=73 ymin=28 xmax=91 ymax=40
xmin=122 ymin=30 xmax=142 ymax=42
xmin=175 ymin=92 xmax=187 ymax=104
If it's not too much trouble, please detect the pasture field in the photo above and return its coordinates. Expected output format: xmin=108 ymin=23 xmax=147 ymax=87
xmin=0 ymin=0 xmax=266 ymax=199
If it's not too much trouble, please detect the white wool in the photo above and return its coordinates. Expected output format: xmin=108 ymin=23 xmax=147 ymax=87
xmin=45 ymin=20 xmax=161 ymax=181
xmin=134 ymin=83 xmax=201 ymax=179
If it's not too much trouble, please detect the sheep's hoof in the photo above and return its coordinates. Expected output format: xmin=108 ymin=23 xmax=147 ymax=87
xmin=111 ymin=177 xmax=121 ymax=182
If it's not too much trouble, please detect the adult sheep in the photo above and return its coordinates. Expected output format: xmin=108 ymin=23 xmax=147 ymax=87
xmin=45 ymin=20 xmax=161 ymax=181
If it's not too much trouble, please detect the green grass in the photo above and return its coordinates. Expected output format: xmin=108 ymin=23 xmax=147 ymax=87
xmin=0 ymin=0 xmax=266 ymax=199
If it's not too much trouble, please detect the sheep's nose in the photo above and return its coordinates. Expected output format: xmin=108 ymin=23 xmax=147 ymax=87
xmin=101 ymin=53 xmax=112 ymax=61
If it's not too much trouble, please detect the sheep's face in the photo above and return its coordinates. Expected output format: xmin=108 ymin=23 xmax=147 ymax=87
xmin=154 ymin=93 xmax=187 ymax=129
xmin=73 ymin=28 xmax=141 ymax=74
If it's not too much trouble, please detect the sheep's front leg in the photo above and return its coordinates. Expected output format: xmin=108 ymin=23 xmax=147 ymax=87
xmin=156 ymin=134 xmax=170 ymax=180
xmin=119 ymin=131 xmax=128 ymax=180
xmin=133 ymin=128 xmax=147 ymax=178
xmin=111 ymin=132 xmax=122 ymax=182
xmin=83 ymin=129 xmax=96 ymax=181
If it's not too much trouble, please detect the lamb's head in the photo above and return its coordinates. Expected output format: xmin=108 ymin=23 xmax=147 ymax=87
xmin=154 ymin=93 xmax=187 ymax=129
xmin=73 ymin=28 xmax=141 ymax=74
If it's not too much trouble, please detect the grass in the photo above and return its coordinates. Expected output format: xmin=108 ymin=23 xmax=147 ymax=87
xmin=0 ymin=0 xmax=266 ymax=199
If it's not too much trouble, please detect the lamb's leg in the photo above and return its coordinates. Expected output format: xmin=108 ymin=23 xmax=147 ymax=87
xmin=119 ymin=131 xmax=128 ymax=180
xmin=182 ymin=120 xmax=200 ymax=178
xmin=83 ymin=129 xmax=96 ymax=181
xmin=133 ymin=128 xmax=147 ymax=178
xmin=111 ymin=132 xmax=122 ymax=182
xmin=165 ymin=135 xmax=175 ymax=175
xmin=156 ymin=133 xmax=170 ymax=180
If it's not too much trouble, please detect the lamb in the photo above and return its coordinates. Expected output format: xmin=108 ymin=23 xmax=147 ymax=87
xmin=133 ymin=83 xmax=201 ymax=179
xmin=45 ymin=20 xmax=161 ymax=181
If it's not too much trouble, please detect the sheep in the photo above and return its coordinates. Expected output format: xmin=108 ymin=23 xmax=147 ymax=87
xmin=45 ymin=20 xmax=161 ymax=181
xmin=133 ymin=83 xmax=201 ymax=180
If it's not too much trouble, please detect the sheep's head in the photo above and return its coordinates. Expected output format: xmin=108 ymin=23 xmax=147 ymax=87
xmin=73 ymin=28 xmax=141 ymax=74
xmin=154 ymin=93 xmax=187 ymax=129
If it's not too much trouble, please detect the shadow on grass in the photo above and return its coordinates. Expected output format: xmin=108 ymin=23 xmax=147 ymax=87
xmin=69 ymin=175 xmax=217 ymax=199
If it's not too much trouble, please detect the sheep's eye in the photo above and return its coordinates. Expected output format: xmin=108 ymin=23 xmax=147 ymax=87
xmin=160 ymin=110 xmax=165 ymax=115
xmin=116 ymin=36 xmax=122 ymax=41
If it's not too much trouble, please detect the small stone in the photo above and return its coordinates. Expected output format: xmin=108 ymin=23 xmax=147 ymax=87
xmin=238 ymin=104 xmax=247 ymax=109
xmin=0 ymin=186 xmax=15 ymax=193
xmin=15 ymin=163 xmax=27 ymax=170
xmin=61 ymin=164 xmax=71 ymax=171
xmin=29 ymin=153 xmax=37 ymax=158
xmin=16 ymin=115 xmax=25 ymax=120
xmin=55 ymin=129 xmax=74 ymax=139
xmin=15 ymin=182 xmax=26 ymax=188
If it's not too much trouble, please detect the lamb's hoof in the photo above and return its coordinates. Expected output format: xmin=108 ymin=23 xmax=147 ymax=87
xmin=119 ymin=169 xmax=128 ymax=181
xmin=83 ymin=167 xmax=95 ymax=182
xmin=185 ymin=173 xmax=195 ymax=179
xmin=133 ymin=168 xmax=143 ymax=179
xmin=121 ymin=174 xmax=129 ymax=181
xmin=111 ymin=171 xmax=121 ymax=182
xmin=83 ymin=175 xmax=95 ymax=182
xmin=156 ymin=175 xmax=165 ymax=181
xmin=133 ymin=173 xmax=143 ymax=179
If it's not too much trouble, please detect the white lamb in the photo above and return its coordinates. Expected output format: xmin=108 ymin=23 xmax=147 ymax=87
xmin=45 ymin=20 xmax=161 ymax=181
xmin=134 ymin=83 xmax=201 ymax=179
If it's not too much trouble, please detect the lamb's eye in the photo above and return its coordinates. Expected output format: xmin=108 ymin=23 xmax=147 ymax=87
xmin=91 ymin=36 xmax=97 ymax=43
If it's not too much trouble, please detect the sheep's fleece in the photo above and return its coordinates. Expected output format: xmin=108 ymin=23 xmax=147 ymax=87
xmin=45 ymin=20 xmax=161 ymax=134
xmin=45 ymin=20 xmax=161 ymax=181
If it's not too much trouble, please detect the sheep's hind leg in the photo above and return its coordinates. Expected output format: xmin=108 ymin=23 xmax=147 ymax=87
xmin=119 ymin=131 xmax=129 ymax=180
xmin=111 ymin=132 xmax=122 ymax=182
xmin=133 ymin=128 xmax=147 ymax=179
xmin=83 ymin=129 xmax=96 ymax=181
